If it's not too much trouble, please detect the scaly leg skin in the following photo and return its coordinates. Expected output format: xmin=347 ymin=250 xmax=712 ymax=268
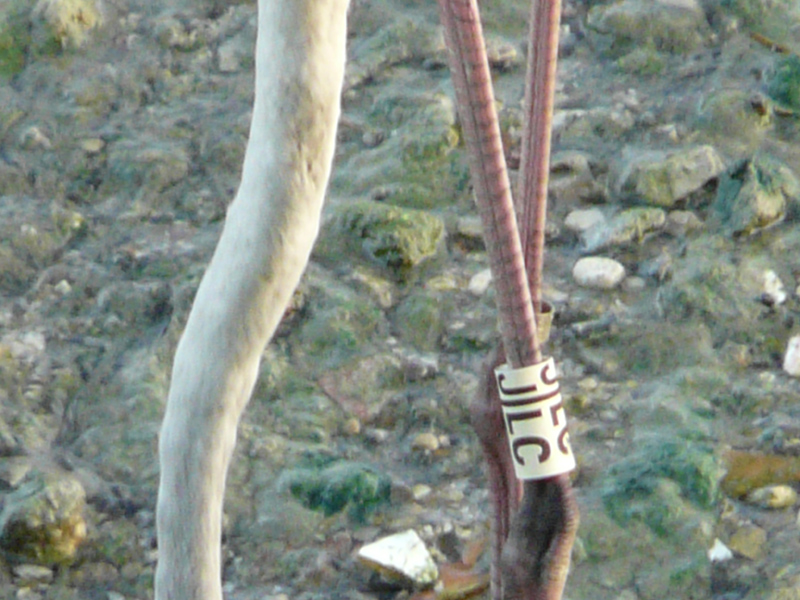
xmin=438 ymin=0 xmax=578 ymax=598
xmin=471 ymin=347 xmax=521 ymax=600
xmin=473 ymin=349 xmax=578 ymax=600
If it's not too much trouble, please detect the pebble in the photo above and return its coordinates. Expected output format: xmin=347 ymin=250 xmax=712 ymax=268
xmin=468 ymin=269 xmax=492 ymax=296
xmin=745 ymin=484 xmax=798 ymax=509
xmin=357 ymin=529 xmax=439 ymax=589
xmin=343 ymin=417 xmax=361 ymax=436
xmin=784 ymin=335 xmax=800 ymax=377
xmin=622 ymin=276 xmax=646 ymax=292
xmin=411 ymin=432 xmax=440 ymax=452
xmin=665 ymin=210 xmax=703 ymax=236
xmin=12 ymin=564 xmax=54 ymax=583
xmin=572 ymin=257 xmax=626 ymax=289
xmin=564 ymin=208 xmax=606 ymax=234
xmin=763 ymin=270 xmax=787 ymax=306
xmin=707 ymin=538 xmax=733 ymax=563
xmin=727 ymin=524 xmax=767 ymax=560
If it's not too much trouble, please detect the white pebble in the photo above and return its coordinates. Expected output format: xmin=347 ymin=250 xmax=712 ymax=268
xmin=572 ymin=257 xmax=626 ymax=290
xmin=357 ymin=529 xmax=438 ymax=588
xmin=468 ymin=268 xmax=492 ymax=296
xmin=746 ymin=484 xmax=798 ymax=509
xmin=783 ymin=335 xmax=800 ymax=377
xmin=564 ymin=208 xmax=605 ymax=234
xmin=763 ymin=270 xmax=787 ymax=305
xmin=707 ymin=538 xmax=733 ymax=563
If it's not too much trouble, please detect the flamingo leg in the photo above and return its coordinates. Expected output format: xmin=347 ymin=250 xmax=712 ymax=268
xmin=436 ymin=1 xmax=578 ymax=599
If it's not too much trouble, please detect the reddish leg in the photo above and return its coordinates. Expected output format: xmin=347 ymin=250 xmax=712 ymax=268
xmin=437 ymin=1 xmax=578 ymax=599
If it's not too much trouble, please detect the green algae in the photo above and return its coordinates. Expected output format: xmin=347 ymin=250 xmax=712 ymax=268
xmin=281 ymin=461 xmax=391 ymax=523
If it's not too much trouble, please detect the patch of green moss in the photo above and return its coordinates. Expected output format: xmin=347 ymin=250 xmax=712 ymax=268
xmin=602 ymin=322 xmax=715 ymax=376
xmin=602 ymin=437 xmax=721 ymax=537
xmin=318 ymin=201 xmax=445 ymax=280
xmin=0 ymin=8 xmax=30 ymax=77
xmin=616 ymin=44 xmax=666 ymax=76
xmin=298 ymin=297 xmax=383 ymax=367
xmin=282 ymin=461 xmax=391 ymax=523
xmin=721 ymin=0 xmax=800 ymax=42
xmin=768 ymin=54 xmax=800 ymax=111
xmin=393 ymin=291 xmax=443 ymax=352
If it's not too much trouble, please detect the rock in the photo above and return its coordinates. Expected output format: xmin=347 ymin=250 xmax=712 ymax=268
xmin=411 ymin=432 xmax=440 ymax=453
xmin=33 ymin=0 xmax=102 ymax=49
xmin=707 ymin=538 xmax=733 ymax=563
xmin=580 ymin=207 xmax=665 ymax=252
xmin=485 ymin=37 xmax=519 ymax=71
xmin=217 ymin=32 xmax=253 ymax=73
xmin=317 ymin=201 xmax=445 ymax=280
xmin=564 ymin=208 xmax=605 ymax=234
xmin=102 ymin=139 xmax=191 ymax=207
xmin=557 ymin=106 xmax=636 ymax=145
xmin=665 ymin=209 xmax=703 ymax=237
xmin=728 ymin=524 xmax=767 ymax=560
xmin=12 ymin=563 xmax=54 ymax=583
xmin=618 ymin=145 xmax=725 ymax=208
xmin=712 ymin=156 xmax=800 ymax=237
xmin=762 ymin=270 xmax=787 ymax=306
xmin=721 ymin=450 xmax=800 ymax=498
xmin=697 ymin=89 xmax=772 ymax=157
xmin=393 ymin=290 xmax=444 ymax=352
xmin=549 ymin=151 xmax=605 ymax=205
xmin=0 ymin=471 xmax=87 ymax=564
xmin=572 ymin=257 xmax=626 ymax=289
xmin=452 ymin=216 xmax=484 ymax=252
xmin=467 ymin=269 xmax=492 ymax=296
xmin=745 ymin=484 xmax=798 ymax=509
xmin=783 ymin=336 xmax=800 ymax=377
xmin=357 ymin=529 xmax=438 ymax=589
xmin=587 ymin=0 xmax=709 ymax=55
xmin=346 ymin=18 xmax=444 ymax=89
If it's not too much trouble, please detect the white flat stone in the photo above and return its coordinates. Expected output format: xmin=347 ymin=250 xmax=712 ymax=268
xmin=357 ymin=529 xmax=438 ymax=588
xmin=572 ymin=257 xmax=626 ymax=289
xmin=745 ymin=484 xmax=798 ymax=509
xmin=564 ymin=208 xmax=605 ymax=233
xmin=763 ymin=269 xmax=787 ymax=305
xmin=707 ymin=538 xmax=733 ymax=563
xmin=468 ymin=268 xmax=492 ymax=296
xmin=783 ymin=335 xmax=800 ymax=377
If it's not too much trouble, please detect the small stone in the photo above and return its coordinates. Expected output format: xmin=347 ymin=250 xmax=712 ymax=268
xmin=564 ymin=208 xmax=605 ymax=234
xmin=745 ymin=484 xmax=797 ymax=509
xmin=54 ymin=279 xmax=71 ymax=295
xmin=468 ymin=269 xmax=492 ymax=296
xmin=343 ymin=417 xmax=361 ymax=436
xmin=12 ymin=564 xmax=54 ymax=583
xmin=411 ymin=432 xmax=440 ymax=452
xmin=358 ymin=529 xmax=439 ymax=589
xmin=707 ymin=538 xmax=733 ymax=563
xmin=412 ymin=484 xmax=432 ymax=501
xmin=763 ymin=270 xmax=787 ymax=306
xmin=572 ymin=257 xmax=626 ymax=289
xmin=728 ymin=524 xmax=767 ymax=560
xmin=365 ymin=428 xmax=390 ymax=444
xmin=622 ymin=276 xmax=646 ymax=293
xmin=784 ymin=335 xmax=800 ymax=377
xmin=80 ymin=138 xmax=105 ymax=154
xmin=665 ymin=210 xmax=703 ymax=236
xmin=19 ymin=126 xmax=52 ymax=150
